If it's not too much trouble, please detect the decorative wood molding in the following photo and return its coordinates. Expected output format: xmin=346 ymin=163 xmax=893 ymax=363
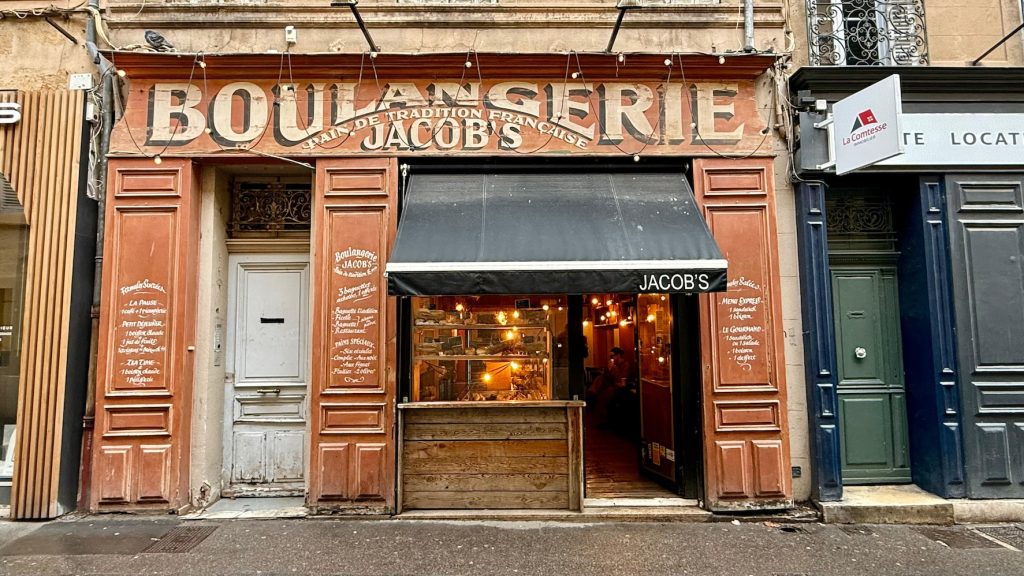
xmin=694 ymin=157 xmax=793 ymax=511
xmin=225 ymin=238 xmax=312 ymax=254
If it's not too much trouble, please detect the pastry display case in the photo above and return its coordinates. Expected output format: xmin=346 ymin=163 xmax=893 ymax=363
xmin=411 ymin=297 xmax=555 ymax=402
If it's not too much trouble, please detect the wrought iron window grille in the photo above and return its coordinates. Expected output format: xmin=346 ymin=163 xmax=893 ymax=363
xmin=807 ymin=0 xmax=929 ymax=66
xmin=229 ymin=178 xmax=312 ymax=238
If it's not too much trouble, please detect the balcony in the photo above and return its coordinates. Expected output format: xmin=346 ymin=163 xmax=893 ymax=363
xmin=806 ymin=0 xmax=928 ymax=66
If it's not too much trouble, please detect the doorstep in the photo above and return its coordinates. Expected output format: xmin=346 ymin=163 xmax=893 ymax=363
xmin=817 ymin=485 xmax=954 ymax=525
xmin=396 ymin=500 xmax=712 ymax=523
xmin=950 ymin=499 xmax=1024 ymax=524
xmin=182 ymin=496 xmax=308 ymax=520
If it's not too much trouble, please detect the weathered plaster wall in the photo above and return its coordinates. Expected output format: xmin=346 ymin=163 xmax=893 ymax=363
xmin=101 ymin=1 xmax=789 ymax=55
xmin=189 ymin=166 xmax=230 ymax=509
xmin=0 ymin=6 xmax=94 ymax=90
xmin=926 ymin=0 xmax=1024 ymax=65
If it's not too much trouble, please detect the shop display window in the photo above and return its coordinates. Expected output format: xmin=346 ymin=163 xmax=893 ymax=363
xmin=410 ymin=296 xmax=568 ymax=402
xmin=0 ymin=203 xmax=27 ymax=488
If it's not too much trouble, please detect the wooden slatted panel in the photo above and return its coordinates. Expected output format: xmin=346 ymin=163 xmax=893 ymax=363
xmin=400 ymin=406 xmax=582 ymax=511
xmin=693 ymin=158 xmax=793 ymax=512
xmin=0 ymin=90 xmax=85 ymax=519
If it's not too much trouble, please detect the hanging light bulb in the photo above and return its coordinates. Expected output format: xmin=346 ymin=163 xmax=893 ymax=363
xmin=153 ymin=155 xmax=162 ymax=165
xmin=619 ymin=320 xmax=628 ymax=327
xmin=542 ymin=304 xmax=549 ymax=311
xmin=510 ymin=361 xmax=520 ymax=371
xmin=582 ymin=320 xmax=590 ymax=327
xmin=482 ymin=373 xmax=492 ymax=383
xmin=591 ymin=297 xmax=599 ymax=305
xmin=646 ymin=313 xmax=656 ymax=322
xmin=512 ymin=310 xmax=520 ymax=319
xmin=605 ymin=300 xmax=613 ymax=306
xmin=455 ymin=303 xmax=464 ymax=312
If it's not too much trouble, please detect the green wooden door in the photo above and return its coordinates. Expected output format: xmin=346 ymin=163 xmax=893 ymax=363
xmin=831 ymin=266 xmax=911 ymax=484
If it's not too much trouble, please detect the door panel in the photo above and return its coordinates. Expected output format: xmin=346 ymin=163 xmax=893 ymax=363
xmin=231 ymin=432 xmax=266 ymax=484
xmin=833 ymin=275 xmax=886 ymax=385
xmin=948 ymin=174 xmax=1024 ymax=498
xmin=831 ymin=266 xmax=911 ymax=483
xmin=693 ymin=158 xmax=792 ymax=510
xmin=226 ymin=255 xmax=310 ymax=493
xmin=238 ymin=269 xmax=306 ymax=384
xmin=840 ymin=395 xmax=893 ymax=467
xmin=270 ymin=431 xmax=306 ymax=483
xmin=637 ymin=294 xmax=676 ymax=483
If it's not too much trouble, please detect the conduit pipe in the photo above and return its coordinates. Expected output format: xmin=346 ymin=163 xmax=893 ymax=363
xmin=744 ymin=0 xmax=755 ymax=52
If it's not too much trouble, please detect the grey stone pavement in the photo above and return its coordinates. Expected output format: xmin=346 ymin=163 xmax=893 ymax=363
xmin=2 ymin=516 xmax=1024 ymax=576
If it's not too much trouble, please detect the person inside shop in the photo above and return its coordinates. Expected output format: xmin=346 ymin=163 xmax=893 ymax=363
xmin=589 ymin=347 xmax=634 ymax=430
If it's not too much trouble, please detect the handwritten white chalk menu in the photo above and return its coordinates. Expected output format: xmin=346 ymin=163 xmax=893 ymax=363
xmin=114 ymin=279 xmax=169 ymax=389
xmin=716 ymin=276 xmax=768 ymax=384
xmin=330 ymin=246 xmax=381 ymax=389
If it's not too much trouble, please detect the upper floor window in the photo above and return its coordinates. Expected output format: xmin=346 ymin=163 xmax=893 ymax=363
xmin=807 ymin=0 xmax=928 ymax=65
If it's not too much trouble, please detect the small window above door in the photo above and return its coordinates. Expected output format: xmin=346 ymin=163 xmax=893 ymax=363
xmin=229 ymin=177 xmax=311 ymax=238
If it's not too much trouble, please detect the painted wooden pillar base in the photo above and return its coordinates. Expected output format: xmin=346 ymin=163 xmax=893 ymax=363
xmin=693 ymin=158 xmax=793 ymax=511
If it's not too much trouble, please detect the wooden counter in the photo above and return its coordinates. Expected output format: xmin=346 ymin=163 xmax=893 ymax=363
xmin=397 ymin=401 xmax=585 ymax=512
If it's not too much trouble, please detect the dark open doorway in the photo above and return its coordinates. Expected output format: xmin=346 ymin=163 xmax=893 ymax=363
xmin=580 ymin=294 xmax=702 ymax=501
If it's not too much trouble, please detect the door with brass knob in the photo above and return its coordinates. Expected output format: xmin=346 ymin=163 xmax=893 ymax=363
xmin=830 ymin=265 xmax=911 ymax=484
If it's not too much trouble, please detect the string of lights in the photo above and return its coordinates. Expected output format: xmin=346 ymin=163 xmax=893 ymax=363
xmin=106 ymin=49 xmax=778 ymax=164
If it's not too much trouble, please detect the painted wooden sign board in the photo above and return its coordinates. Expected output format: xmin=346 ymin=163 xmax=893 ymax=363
xmin=109 ymin=78 xmax=767 ymax=157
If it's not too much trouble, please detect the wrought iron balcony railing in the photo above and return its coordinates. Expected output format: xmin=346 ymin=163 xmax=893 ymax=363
xmin=807 ymin=0 xmax=929 ymax=66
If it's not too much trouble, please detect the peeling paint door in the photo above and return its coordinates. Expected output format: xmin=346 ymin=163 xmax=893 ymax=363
xmin=226 ymin=254 xmax=310 ymax=496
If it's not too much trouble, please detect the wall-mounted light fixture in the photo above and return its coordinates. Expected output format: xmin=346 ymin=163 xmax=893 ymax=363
xmin=606 ymin=0 xmax=646 ymax=53
xmin=330 ymin=0 xmax=380 ymax=53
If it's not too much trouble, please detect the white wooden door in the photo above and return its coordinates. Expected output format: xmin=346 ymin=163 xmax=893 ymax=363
xmin=225 ymin=254 xmax=310 ymax=495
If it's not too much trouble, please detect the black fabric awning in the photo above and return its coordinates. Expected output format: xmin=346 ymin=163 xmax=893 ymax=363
xmin=386 ymin=170 xmax=727 ymax=295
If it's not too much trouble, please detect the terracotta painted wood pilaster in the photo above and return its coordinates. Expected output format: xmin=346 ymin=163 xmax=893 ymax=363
xmin=309 ymin=158 xmax=397 ymax=511
xmin=90 ymin=159 xmax=200 ymax=511
xmin=693 ymin=158 xmax=793 ymax=511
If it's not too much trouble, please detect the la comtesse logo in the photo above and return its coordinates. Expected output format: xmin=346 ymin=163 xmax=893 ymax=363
xmin=843 ymin=108 xmax=888 ymax=146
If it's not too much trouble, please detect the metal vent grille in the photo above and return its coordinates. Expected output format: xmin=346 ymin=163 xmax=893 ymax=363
xmin=142 ymin=525 xmax=218 ymax=553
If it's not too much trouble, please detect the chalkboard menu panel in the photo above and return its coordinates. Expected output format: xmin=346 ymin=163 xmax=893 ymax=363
xmin=108 ymin=210 xmax=176 ymax=393
xmin=709 ymin=208 xmax=773 ymax=389
xmin=326 ymin=209 xmax=386 ymax=392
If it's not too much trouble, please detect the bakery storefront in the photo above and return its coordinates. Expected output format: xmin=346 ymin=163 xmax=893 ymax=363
xmin=88 ymin=52 xmax=792 ymax=514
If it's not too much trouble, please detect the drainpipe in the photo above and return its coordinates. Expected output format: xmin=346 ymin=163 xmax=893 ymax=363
xmin=79 ymin=0 xmax=114 ymax=510
xmin=744 ymin=0 xmax=755 ymax=52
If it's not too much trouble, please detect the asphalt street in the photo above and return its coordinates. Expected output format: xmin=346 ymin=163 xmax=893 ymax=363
xmin=1 ymin=517 xmax=1023 ymax=576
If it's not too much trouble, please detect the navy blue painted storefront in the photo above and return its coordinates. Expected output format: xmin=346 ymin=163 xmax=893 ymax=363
xmin=791 ymin=67 xmax=1024 ymax=502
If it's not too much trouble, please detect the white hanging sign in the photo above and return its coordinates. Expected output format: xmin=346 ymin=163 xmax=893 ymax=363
xmin=832 ymin=74 xmax=904 ymax=175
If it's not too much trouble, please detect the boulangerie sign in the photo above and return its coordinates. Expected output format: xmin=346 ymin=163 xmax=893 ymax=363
xmin=111 ymin=77 xmax=768 ymax=156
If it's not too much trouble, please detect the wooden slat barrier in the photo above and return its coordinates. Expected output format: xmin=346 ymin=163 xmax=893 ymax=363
xmin=0 ymin=90 xmax=85 ymax=519
xmin=693 ymin=157 xmax=793 ymax=511
xmin=399 ymin=402 xmax=584 ymax=511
